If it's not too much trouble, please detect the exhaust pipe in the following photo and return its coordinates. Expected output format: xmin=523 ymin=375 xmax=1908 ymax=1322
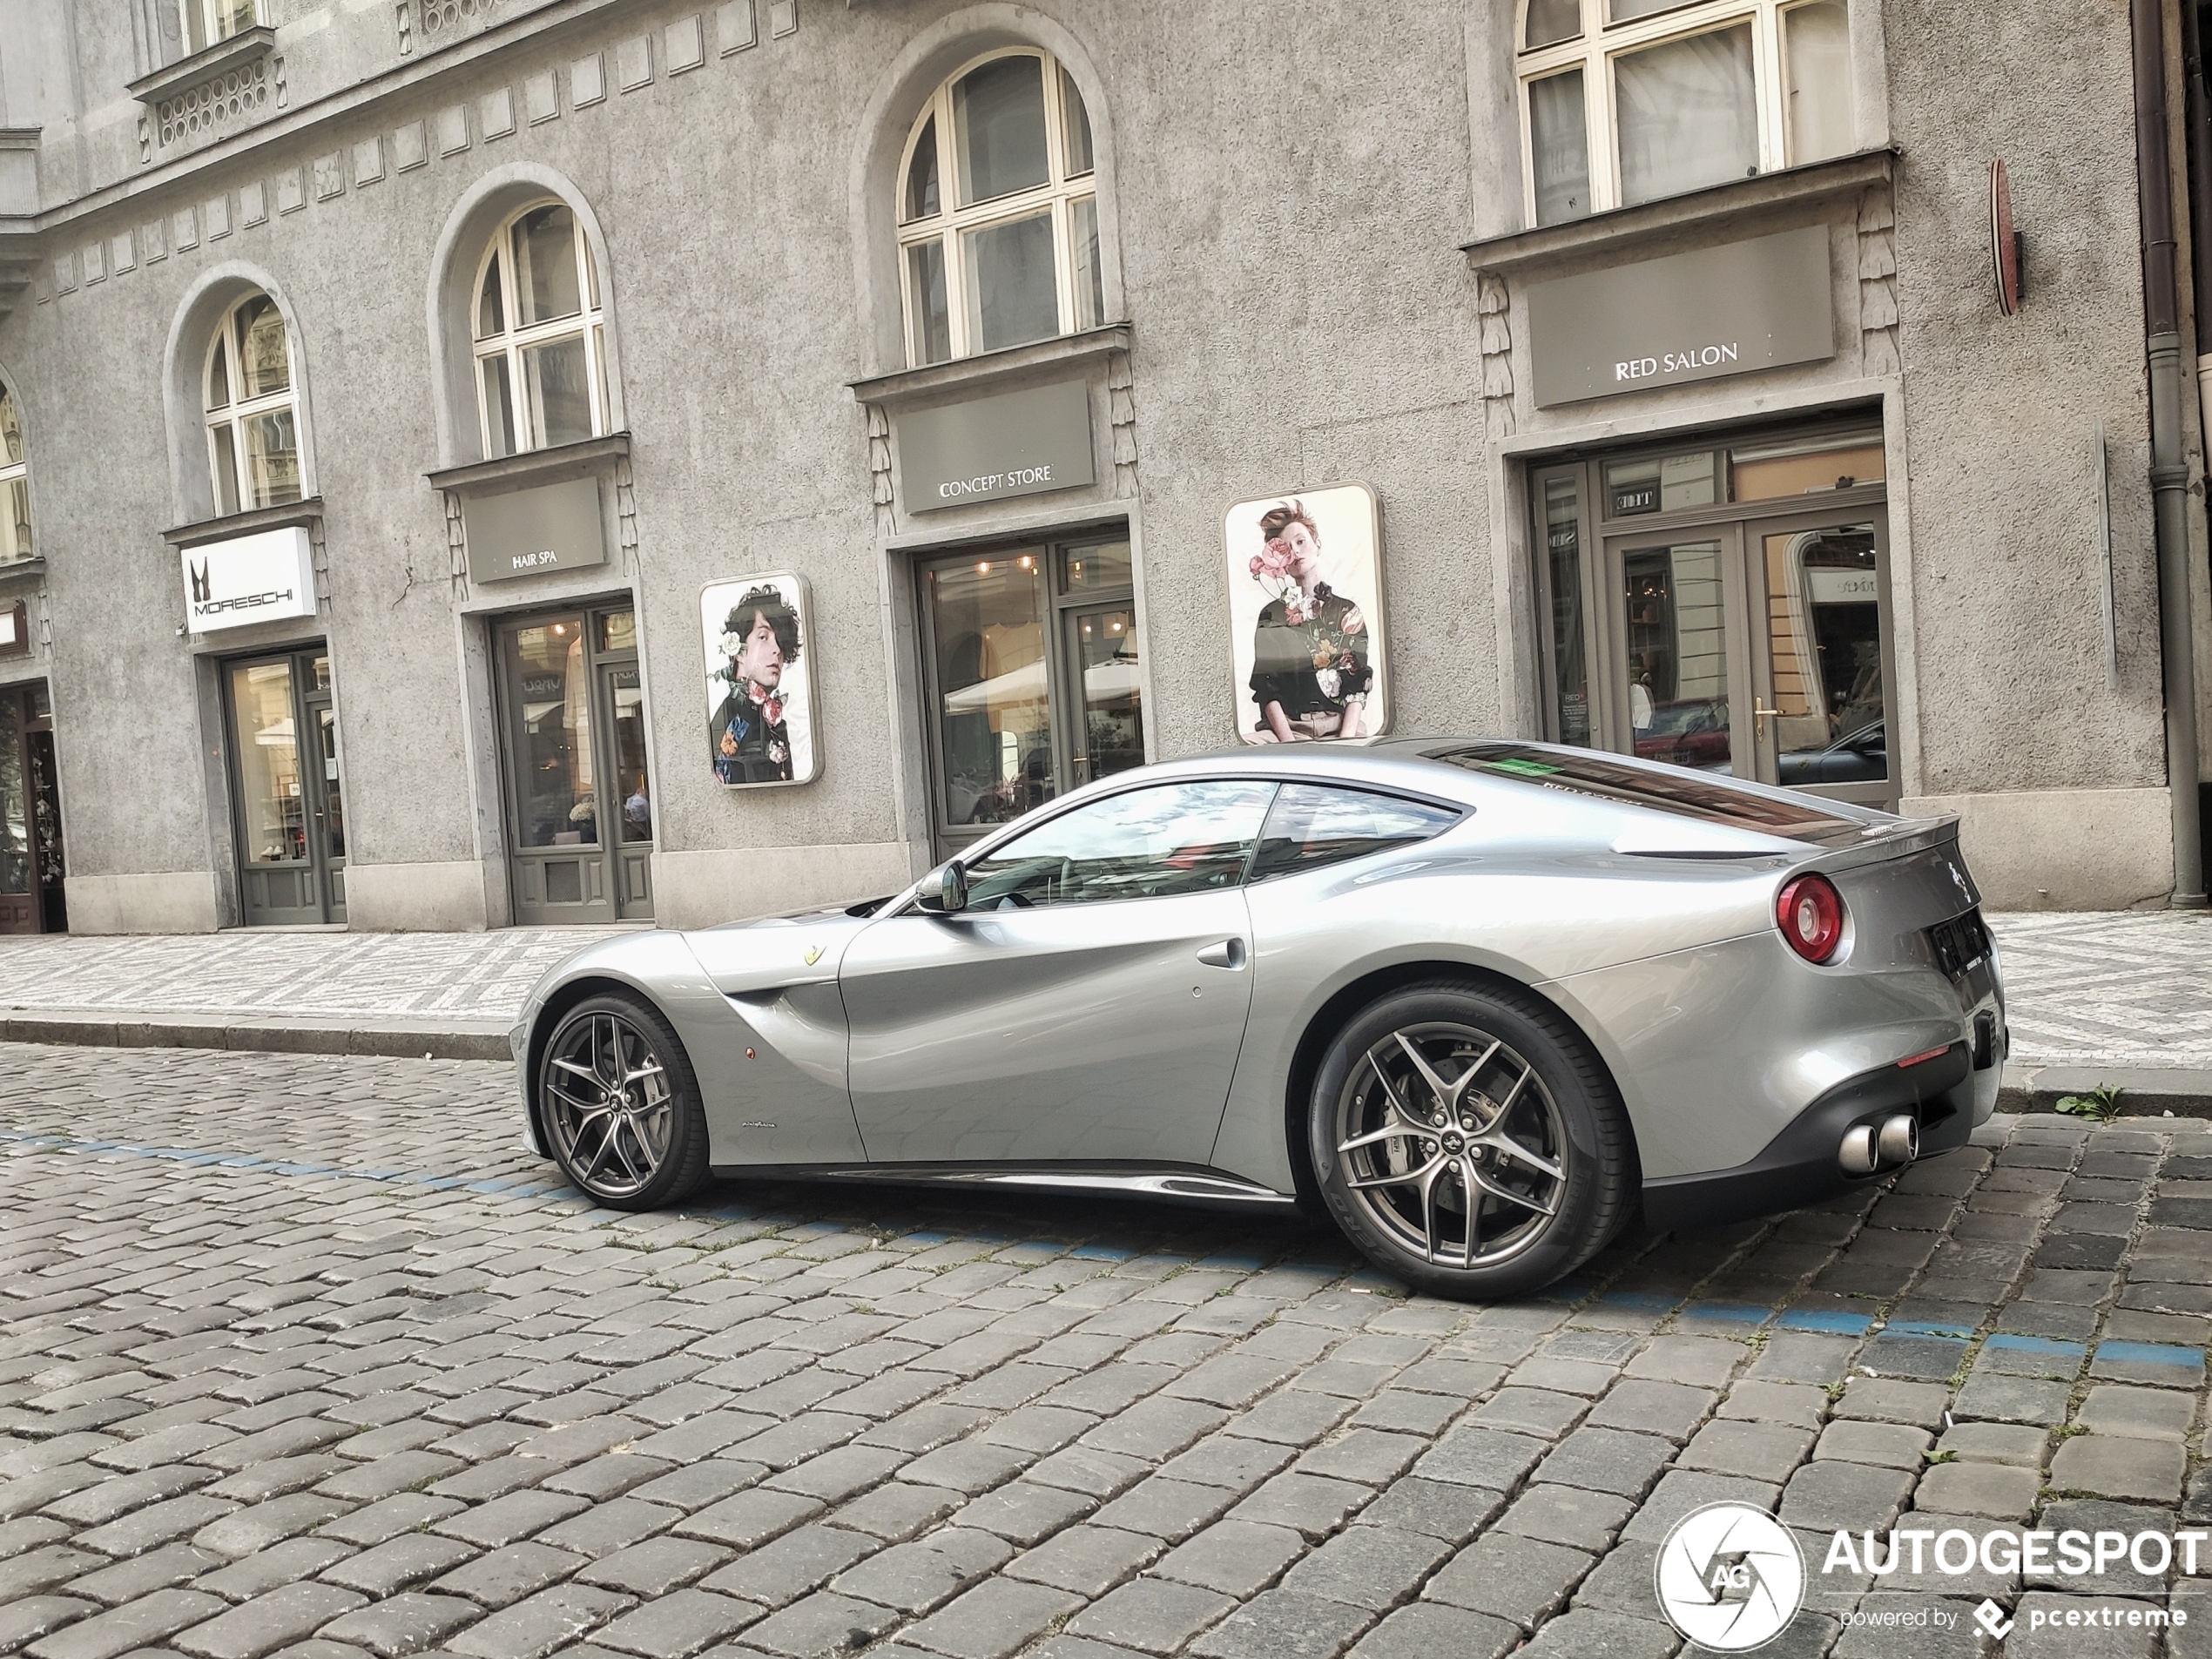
xmin=1839 ymin=1113 xmax=1919 ymax=1177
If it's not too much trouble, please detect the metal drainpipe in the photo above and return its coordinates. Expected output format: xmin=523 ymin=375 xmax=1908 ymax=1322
xmin=2134 ymin=0 xmax=2209 ymax=906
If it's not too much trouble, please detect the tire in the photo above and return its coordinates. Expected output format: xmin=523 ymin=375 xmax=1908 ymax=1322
xmin=537 ymin=992 xmax=711 ymax=1210
xmin=1309 ymin=979 xmax=1632 ymax=1300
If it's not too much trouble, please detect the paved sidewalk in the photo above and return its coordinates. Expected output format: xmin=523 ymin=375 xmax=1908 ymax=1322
xmin=3 ymin=1042 xmax=2210 ymax=1659
xmin=3 ymin=910 xmax=2210 ymax=1089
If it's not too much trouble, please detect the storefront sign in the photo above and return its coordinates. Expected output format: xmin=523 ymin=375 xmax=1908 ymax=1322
xmin=1526 ymin=226 xmax=1835 ymax=408
xmin=462 ymin=478 xmax=607 ymax=583
xmin=1808 ymin=568 xmax=1879 ymax=604
xmin=896 ymin=381 xmax=1095 ymax=512
xmin=0 ymin=601 xmax=26 ymax=658
xmin=180 ymin=527 xmax=317 ymax=634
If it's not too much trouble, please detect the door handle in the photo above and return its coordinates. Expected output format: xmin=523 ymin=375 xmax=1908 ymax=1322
xmin=1196 ymin=939 xmax=1247 ymax=970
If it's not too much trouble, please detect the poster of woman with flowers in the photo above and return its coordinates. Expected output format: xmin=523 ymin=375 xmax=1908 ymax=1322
xmin=701 ymin=573 xmax=819 ymax=786
xmin=1224 ymin=483 xmax=1388 ymax=742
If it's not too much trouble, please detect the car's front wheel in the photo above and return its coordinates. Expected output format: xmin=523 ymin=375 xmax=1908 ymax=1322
xmin=1310 ymin=980 xmax=1632 ymax=1299
xmin=538 ymin=993 xmax=711 ymax=1210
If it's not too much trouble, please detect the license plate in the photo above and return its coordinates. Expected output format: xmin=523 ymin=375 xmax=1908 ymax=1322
xmin=1926 ymin=909 xmax=1993 ymax=1005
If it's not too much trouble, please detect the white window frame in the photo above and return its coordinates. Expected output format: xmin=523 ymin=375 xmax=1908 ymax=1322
xmin=203 ymin=293 xmax=302 ymax=516
xmin=0 ymin=381 xmax=29 ymax=564
xmin=896 ymin=47 xmax=1101 ymax=368
xmin=179 ymin=0 xmax=261 ymax=55
xmin=469 ymin=201 xmax=610 ymax=461
xmin=1516 ymin=0 xmax=1851 ymax=227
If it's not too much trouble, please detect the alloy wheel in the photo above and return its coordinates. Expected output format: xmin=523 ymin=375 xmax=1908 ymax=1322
xmin=543 ymin=1010 xmax=674 ymax=1200
xmin=1331 ymin=1020 xmax=1568 ymax=1269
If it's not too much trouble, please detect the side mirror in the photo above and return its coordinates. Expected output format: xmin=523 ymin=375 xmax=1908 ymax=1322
xmin=919 ymin=860 xmax=968 ymax=914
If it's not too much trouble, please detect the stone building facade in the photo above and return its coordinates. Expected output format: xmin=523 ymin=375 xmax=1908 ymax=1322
xmin=0 ymin=0 xmax=2204 ymax=934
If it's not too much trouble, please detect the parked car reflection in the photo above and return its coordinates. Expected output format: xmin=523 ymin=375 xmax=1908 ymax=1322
xmin=1633 ymin=697 xmax=1731 ymax=771
xmin=1780 ymin=718 xmax=1887 ymax=786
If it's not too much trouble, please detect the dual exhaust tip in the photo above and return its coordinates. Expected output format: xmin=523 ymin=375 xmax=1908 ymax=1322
xmin=1839 ymin=1113 xmax=1919 ymax=1177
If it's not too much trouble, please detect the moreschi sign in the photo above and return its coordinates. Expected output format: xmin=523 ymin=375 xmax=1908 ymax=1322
xmin=895 ymin=380 xmax=1096 ymax=513
xmin=179 ymin=527 xmax=317 ymax=634
xmin=1526 ymin=226 xmax=1835 ymax=408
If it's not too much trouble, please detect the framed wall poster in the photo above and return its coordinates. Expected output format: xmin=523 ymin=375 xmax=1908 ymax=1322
xmin=1224 ymin=482 xmax=1388 ymax=743
xmin=702 ymin=572 xmax=819 ymax=786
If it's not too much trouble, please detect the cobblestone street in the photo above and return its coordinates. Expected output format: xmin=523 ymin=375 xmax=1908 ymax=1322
xmin=3 ymin=1043 xmax=2211 ymax=1659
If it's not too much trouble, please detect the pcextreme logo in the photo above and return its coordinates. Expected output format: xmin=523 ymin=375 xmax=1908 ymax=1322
xmin=1654 ymin=1503 xmax=1805 ymax=1651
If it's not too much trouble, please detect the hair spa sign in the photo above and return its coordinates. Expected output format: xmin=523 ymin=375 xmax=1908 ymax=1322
xmin=1525 ymin=226 xmax=1834 ymax=408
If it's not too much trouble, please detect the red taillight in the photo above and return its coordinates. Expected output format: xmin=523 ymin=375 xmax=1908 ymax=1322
xmin=1777 ymin=874 xmax=1845 ymax=964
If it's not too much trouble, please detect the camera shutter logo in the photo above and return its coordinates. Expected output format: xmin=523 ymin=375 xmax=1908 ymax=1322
xmin=190 ymin=558 xmax=212 ymax=605
xmin=1654 ymin=1502 xmax=1804 ymax=1651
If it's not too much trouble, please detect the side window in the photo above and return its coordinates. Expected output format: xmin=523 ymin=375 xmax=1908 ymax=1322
xmin=1248 ymin=785 xmax=1460 ymax=883
xmin=964 ymin=780 xmax=1276 ymax=908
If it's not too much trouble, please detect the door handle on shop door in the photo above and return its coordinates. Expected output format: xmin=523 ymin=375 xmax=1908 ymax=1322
xmin=1196 ymin=939 xmax=1247 ymax=969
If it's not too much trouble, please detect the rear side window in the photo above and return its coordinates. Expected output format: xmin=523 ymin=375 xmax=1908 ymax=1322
xmin=1430 ymin=741 xmax=1865 ymax=845
xmin=1248 ymin=785 xmax=1460 ymax=883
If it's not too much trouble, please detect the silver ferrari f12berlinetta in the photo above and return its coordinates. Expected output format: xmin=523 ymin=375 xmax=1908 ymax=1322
xmin=511 ymin=739 xmax=2006 ymax=1298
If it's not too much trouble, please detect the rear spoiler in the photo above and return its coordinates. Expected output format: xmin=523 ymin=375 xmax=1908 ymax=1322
xmin=1791 ymin=814 xmax=1962 ymax=879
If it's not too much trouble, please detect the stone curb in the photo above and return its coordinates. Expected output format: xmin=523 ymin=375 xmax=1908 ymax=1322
xmin=1999 ymin=1063 xmax=2212 ymax=1119
xmin=0 ymin=1010 xmax=511 ymax=1062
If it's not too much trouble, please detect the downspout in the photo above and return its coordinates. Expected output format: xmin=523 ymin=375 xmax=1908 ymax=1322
xmin=2134 ymin=0 xmax=2209 ymax=906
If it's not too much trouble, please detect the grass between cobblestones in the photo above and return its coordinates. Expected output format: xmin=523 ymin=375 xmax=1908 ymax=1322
xmin=1 ymin=1042 xmax=2209 ymax=1659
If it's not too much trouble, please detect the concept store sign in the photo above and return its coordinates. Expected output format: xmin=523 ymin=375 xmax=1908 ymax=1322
xmin=1655 ymin=1503 xmax=2202 ymax=1653
xmin=180 ymin=527 xmax=316 ymax=634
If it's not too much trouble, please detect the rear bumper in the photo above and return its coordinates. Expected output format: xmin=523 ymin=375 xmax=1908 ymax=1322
xmin=1639 ymin=1038 xmax=1988 ymax=1233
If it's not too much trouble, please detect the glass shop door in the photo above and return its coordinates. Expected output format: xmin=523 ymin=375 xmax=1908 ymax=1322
xmin=226 ymin=650 xmax=347 ymax=926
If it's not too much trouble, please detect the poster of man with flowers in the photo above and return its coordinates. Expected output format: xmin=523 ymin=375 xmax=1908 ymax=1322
xmin=702 ymin=573 xmax=819 ymax=786
xmin=1224 ymin=483 xmax=1388 ymax=742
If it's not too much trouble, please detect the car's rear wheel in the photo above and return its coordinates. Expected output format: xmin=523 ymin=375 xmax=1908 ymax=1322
xmin=1310 ymin=981 xmax=1631 ymax=1299
xmin=538 ymin=994 xmax=711 ymax=1210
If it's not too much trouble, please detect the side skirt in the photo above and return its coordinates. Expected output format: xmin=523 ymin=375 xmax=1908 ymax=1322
xmin=705 ymin=1160 xmax=1299 ymax=1209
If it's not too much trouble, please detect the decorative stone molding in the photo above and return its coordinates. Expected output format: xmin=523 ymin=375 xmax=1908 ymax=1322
xmin=1107 ymin=350 xmax=1138 ymax=498
xmin=129 ymin=28 xmax=280 ymax=155
xmin=1477 ymin=273 xmax=1515 ymax=441
xmin=1858 ymin=188 xmax=1899 ymax=379
xmin=612 ymin=454 xmax=640 ymax=566
xmin=398 ymin=0 xmax=507 ymax=56
xmin=867 ymin=405 xmax=895 ymax=537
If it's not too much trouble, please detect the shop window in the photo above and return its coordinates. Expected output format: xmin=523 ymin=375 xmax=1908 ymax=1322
xmin=918 ymin=535 xmax=1142 ymax=854
xmin=898 ymin=49 xmax=1105 ymax=366
xmin=180 ymin=0 xmax=259 ymax=53
xmin=1530 ymin=427 xmax=1895 ymax=808
xmin=204 ymin=291 xmax=303 ymax=515
xmin=1517 ymin=0 xmax=1855 ymax=226
xmin=470 ymin=202 xmax=610 ymax=460
xmin=0 ymin=381 xmax=30 ymax=564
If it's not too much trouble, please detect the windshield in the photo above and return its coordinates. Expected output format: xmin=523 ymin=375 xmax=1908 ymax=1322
xmin=1430 ymin=742 xmax=1871 ymax=846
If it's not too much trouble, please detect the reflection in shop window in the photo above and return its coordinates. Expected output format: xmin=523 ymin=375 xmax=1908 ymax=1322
xmin=1542 ymin=475 xmax=1591 ymax=746
xmin=503 ymin=618 xmax=598 ymax=848
xmin=471 ymin=203 xmax=610 ymax=460
xmin=204 ymin=293 xmax=302 ymax=516
xmin=229 ymin=660 xmax=306 ymax=865
xmin=1516 ymin=0 xmax=1855 ymax=226
xmin=0 ymin=382 xmax=30 ymax=564
xmin=899 ymin=50 xmax=1105 ymax=366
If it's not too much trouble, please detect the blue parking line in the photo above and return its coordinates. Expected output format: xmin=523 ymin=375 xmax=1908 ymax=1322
xmin=0 ymin=1127 xmax=565 ymax=1199
xmin=1986 ymin=1333 xmax=2087 ymax=1360
xmin=1885 ymin=1319 xmax=1976 ymax=1340
xmin=2094 ymin=1340 xmax=2205 ymax=1369
xmin=1595 ymin=1290 xmax=1683 ymax=1314
xmin=1776 ymin=1308 xmax=1874 ymax=1335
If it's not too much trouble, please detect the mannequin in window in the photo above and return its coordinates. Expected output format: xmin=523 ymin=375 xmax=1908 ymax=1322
xmin=711 ymin=587 xmax=801 ymax=785
xmin=1247 ymin=501 xmax=1372 ymax=742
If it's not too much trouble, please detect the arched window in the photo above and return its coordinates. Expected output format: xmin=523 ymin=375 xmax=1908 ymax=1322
xmin=1517 ymin=0 xmax=1853 ymax=226
xmin=0 ymin=380 xmax=30 ymax=563
xmin=203 ymin=292 xmax=301 ymax=516
xmin=470 ymin=201 xmax=609 ymax=459
xmin=898 ymin=48 xmax=1103 ymax=367
xmin=181 ymin=0 xmax=260 ymax=53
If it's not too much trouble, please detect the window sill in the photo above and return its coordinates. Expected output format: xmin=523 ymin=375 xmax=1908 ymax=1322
xmin=427 ymin=432 xmax=631 ymax=496
xmin=164 ymin=497 xmax=323 ymax=550
xmin=849 ymin=324 xmax=1132 ymax=410
xmin=1462 ymin=148 xmax=1898 ymax=279
xmin=0 ymin=556 xmax=44 ymax=586
xmin=127 ymin=26 xmax=278 ymax=107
